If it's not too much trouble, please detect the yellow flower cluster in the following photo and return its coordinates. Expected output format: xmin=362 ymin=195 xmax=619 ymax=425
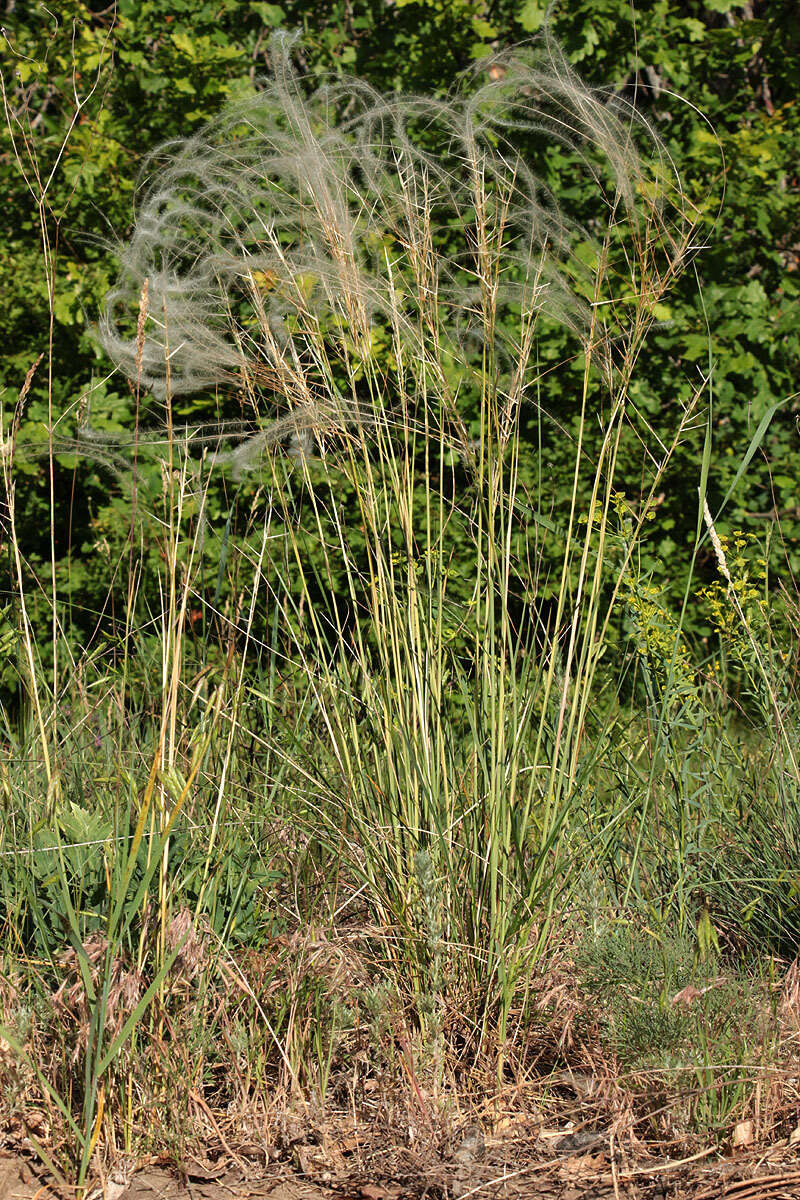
xmin=624 ymin=575 xmax=699 ymax=706
xmin=697 ymin=529 xmax=767 ymax=649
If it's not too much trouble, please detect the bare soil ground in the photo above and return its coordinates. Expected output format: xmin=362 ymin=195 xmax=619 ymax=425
xmin=4 ymin=1129 xmax=800 ymax=1200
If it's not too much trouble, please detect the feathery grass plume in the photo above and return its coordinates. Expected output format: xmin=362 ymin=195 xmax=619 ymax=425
xmin=98 ymin=30 xmax=694 ymax=468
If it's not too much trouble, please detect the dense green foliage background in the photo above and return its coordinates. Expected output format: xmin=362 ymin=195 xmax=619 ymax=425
xmin=1 ymin=0 xmax=798 ymax=655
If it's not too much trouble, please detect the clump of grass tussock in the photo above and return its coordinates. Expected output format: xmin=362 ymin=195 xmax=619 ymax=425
xmin=91 ymin=26 xmax=710 ymax=1085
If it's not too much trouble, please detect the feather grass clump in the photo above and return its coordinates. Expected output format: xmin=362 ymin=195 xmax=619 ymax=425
xmin=98 ymin=31 xmax=695 ymax=469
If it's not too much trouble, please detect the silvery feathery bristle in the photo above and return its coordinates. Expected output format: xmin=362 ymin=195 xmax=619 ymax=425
xmin=97 ymin=30 xmax=687 ymax=466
